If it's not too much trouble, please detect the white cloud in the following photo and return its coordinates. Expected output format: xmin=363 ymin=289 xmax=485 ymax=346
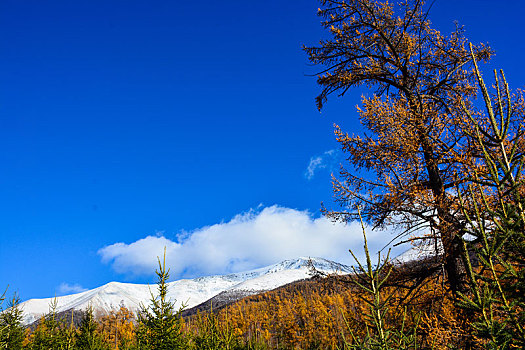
xmin=57 ymin=283 xmax=87 ymax=295
xmin=99 ymin=205 xmax=404 ymax=279
xmin=305 ymin=149 xmax=337 ymax=180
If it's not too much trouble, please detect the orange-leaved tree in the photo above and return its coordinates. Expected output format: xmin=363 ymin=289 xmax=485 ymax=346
xmin=304 ymin=0 xmax=495 ymax=293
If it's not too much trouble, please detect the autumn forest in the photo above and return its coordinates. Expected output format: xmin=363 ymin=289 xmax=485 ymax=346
xmin=2 ymin=0 xmax=524 ymax=349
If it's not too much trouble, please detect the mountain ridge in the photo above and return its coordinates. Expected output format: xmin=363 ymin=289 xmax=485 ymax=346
xmin=19 ymin=257 xmax=352 ymax=325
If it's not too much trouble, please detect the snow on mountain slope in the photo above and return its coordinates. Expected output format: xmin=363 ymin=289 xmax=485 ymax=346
xmin=229 ymin=257 xmax=351 ymax=292
xmin=19 ymin=257 xmax=351 ymax=325
xmin=393 ymin=241 xmax=443 ymax=264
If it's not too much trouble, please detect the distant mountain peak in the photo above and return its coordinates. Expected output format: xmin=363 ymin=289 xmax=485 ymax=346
xmin=19 ymin=257 xmax=350 ymax=325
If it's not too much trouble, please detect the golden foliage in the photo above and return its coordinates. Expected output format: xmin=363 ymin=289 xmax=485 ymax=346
xmin=99 ymin=306 xmax=136 ymax=349
xmin=303 ymin=0 xmax=525 ymax=297
xmin=205 ymin=272 xmax=450 ymax=349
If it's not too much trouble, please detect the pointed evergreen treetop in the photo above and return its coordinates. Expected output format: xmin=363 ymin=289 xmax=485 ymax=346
xmin=137 ymin=247 xmax=187 ymax=350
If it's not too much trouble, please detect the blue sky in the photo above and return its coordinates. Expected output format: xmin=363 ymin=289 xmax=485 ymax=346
xmin=1 ymin=0 xmax=524 ymax=301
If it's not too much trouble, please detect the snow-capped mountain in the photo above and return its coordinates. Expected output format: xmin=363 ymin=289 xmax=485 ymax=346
xmin=19 ymin=257 xmax=351 ymax=325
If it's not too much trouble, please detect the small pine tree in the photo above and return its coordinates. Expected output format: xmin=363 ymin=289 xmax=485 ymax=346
xmin=190 ymin=307 xmax=240 ymax=350
xmin=456 ymin=47 xmax=525 ymax=349
xmin=75 ymin=306 xmax=109 ymax=350
xmin=29 ymin=297 xmax=70 ymax=350
xmin=136 ymin=248 xmax=187 ymax=350
xmin=341 ymin=210 xmax=419 ymax=350
xmin=0 ymin=293 xmax=25 ymax=350
xmin=60 ymin=309 xmax=77 ymax=350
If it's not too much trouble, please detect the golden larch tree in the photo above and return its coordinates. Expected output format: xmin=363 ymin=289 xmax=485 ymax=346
xmin=304 ymin=0 xmax=494 ymax=292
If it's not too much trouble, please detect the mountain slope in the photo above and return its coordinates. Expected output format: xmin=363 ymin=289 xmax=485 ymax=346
xmin=19 ymin=257 xmax=351 ymax=325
